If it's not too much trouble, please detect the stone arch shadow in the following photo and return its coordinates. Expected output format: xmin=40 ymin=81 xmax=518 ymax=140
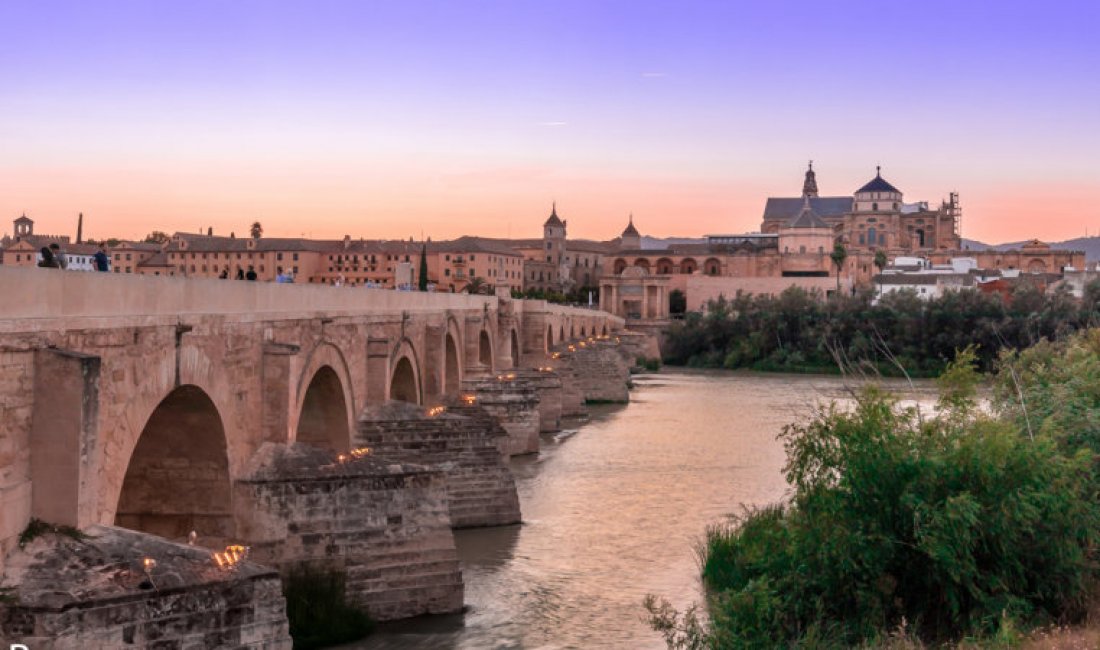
xmin=389 ymin=337 xmax=423 ymax=404
xmin=114 ymin=383 xmax=235 ymax=546
xmin=292 ymin=341 xmax=355 ymax=453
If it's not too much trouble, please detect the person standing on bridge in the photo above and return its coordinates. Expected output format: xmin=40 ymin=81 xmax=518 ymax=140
xmin=49 ymin=243 xmax=68 ymax=269
xmin=93 ymin=243 xmax=110 ymax=272
xmin=246 ymin=265 xmax=257 ymax=281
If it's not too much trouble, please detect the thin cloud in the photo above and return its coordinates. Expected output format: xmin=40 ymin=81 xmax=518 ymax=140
xmin=537 ymin=121 xmax=568 ymax=127
xmin=641 ymin=71 xmax=667 ymax=78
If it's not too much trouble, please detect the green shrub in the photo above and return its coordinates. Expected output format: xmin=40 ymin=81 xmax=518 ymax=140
xmin=283 ymin=565 xmax=375 ymax=649
xmin=697 ymin=354 xmax=1100 ymax=647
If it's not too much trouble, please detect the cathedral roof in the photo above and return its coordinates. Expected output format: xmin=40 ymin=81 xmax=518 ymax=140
xmin=785 ymin=197 xmax=830 ymax=229
xmin=543 ymin=203 xmax=564 ymax=228
xmin=13 ymin=214 xmax=32 ymax=224
xmin=856 ymin=168 xmax=901 ymax=194
xmin=763 ymin=196 xmax=852 ymax=221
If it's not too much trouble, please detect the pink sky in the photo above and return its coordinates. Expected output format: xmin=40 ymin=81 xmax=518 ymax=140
xmin=3 ymin=1 xmax=1098 ymax=246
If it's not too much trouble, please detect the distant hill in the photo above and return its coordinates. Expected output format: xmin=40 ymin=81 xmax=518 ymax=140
xmin=963 ymin=236 xmax=1100 ymax=262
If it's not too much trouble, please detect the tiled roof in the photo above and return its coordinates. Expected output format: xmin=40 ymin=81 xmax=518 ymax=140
xmin=137 ymin=252 xmax=171 ymax=267
xmin=784 ymin=198 xmax=830 ymax=229
xmin=856 ymin=170 xmax=901 ymax=194
xmin=763 ymin=196 xmax=852 ymax=221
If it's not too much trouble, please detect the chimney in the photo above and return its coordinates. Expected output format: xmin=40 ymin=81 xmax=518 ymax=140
xmin=76 ymin=212 xmax=83 ymax=244
xmin=343 ymin=235 xmax=351 ymax=250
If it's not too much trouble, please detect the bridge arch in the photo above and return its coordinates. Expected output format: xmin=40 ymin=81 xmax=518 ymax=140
xmin=479 ymin=329 xmax=493 ymax=369
xmin=546 ymin=324 xmax=554 ymax=351
xmin=559 ymin=325 xmax=565 ymax=343
xmin=443 ymin=320 xmax=463 ymax=396
xmin=293 ymin=342 xmax=354 ymax=452
xmin=389 ymin=338 xmax=422 ymax=404
xmin=602 ymin=324 xmax=608 ymax=336
xmin=296 ymin=366 xmax=351 ymax=452
xmin=115 ymin=384 xmax=234 ymax=545
xmin=510 ymin=328 xmax=521 ymax=367
xmin=580 ymin=326 xmax=586 ymax=338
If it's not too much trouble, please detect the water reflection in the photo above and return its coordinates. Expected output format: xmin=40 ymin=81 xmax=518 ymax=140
xmin=345 ymin=370 xmax=934 ymax=650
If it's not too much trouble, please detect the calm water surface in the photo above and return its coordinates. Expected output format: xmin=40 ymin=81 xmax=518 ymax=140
xmin=347 ymin=370 xmax=937 ymax=650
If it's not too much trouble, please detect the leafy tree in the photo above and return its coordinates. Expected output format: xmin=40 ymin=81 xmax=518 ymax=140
xmin=250 ymin=221 xmax=263 ymax=239
xmin=143 ymin=231 xmax=170 ymax=244
xmin=830 ymin=242 xmax=848 ymax=294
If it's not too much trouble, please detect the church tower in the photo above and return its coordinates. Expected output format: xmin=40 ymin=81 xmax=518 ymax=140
xmin=543 ymin=203 xmax=566 ymax=263
xmin=802 ymin=161 xmax=819 ymax=198
xmin=620 ymin=214 xmax=641 ymax=250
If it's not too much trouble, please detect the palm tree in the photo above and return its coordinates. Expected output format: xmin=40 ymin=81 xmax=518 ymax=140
xmin=250 ymin=222 xmax=263 ymax=239
xmin=873 ymin=250 xmax=888 ymax=299
xmin=830 ymin=242 xmax=848 ymax=295
xmin=465 ymin=276 xmax=486 ymax=295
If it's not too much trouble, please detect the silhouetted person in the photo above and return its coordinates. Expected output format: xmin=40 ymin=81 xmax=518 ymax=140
xmin=219 ymin=269 xmax=229 ymax=279
xmin=49 ymin=243 xmax=67 ymax=269
xmin=93 ymin=243 xmax=110 ymax=272
xmin=246 ymin=265 xmax=257 ymax=281
xmin=38 ymin=246 xmax=58 ymax=268
xmin=236 ymin=267 xmax=245 ymax=280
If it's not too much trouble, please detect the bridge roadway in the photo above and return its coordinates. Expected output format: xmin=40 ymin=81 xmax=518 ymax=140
xmin=0 ymin=266 xmax=622 ymax=571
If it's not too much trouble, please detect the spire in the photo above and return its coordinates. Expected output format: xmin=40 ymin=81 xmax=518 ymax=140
xmin=621 ymin=213 xmax=640 ymax=238
xmin=544 ymin=202 xmax=564 ymax=228
xmin=76 ymin=212 xmax=83 ymax=244
xmin=876 ymin=165 xmax=881 ymax=177
xmin=802 ymin=160 xmax=819 ymax=198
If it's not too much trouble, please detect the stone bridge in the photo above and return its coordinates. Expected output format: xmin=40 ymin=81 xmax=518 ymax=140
xmin=0 ymin=267 xmax=621 ymax=557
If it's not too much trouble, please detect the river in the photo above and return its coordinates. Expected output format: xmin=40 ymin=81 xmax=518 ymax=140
xmin=346 ymin=369 xmax=939 ymax=650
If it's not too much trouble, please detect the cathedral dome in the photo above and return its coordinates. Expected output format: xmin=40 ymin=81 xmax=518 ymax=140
xmin=856 ymin=167 xmax=901 ymax=194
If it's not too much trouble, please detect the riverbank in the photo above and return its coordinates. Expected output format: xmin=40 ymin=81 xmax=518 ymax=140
xmin=684 ymin=335 xmax=1100 ymax=649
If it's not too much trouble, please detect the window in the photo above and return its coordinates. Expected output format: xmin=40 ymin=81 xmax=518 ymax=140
xmin=872 ymin=203 xmax=878 ymax=211
xmin=799 ymin=245 xmax=806 ymax=253
xmin=546 ymin=242 xmax=552 ymax=250
xmin=445 ymin=269 xmax=450 ymax=277
xmin=293 ymin=253 xmax=299 ymax=261
xmin=277 ymin=253 xmax=283 ymax=261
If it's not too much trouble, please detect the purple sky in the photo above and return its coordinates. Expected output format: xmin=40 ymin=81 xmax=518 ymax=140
xmin=2 ymin=0 xmax=1098 ymax=243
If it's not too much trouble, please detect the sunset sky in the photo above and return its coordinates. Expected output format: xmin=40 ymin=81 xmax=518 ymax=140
xmin=2 ymin=1 xmax=1098 ymax=245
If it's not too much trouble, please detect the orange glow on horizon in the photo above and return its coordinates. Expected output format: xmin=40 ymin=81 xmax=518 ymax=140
xmin=3 ymin=165 xmax=1097 ymax=247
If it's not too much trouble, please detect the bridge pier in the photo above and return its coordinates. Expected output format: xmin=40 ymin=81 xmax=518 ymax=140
xmin=233 ymin=443 xmax=464 ymax=621
xmin=461 ymin=376 xmax=541 ymax=457
xmin=0 ymin=525 xmax=292 ymax=648
xmin=356 ymin=401 xmax=521 ymax=528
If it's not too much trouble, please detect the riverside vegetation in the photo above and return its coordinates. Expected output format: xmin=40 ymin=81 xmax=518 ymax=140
xmin=648 ymin=331 xmax=1100 ymax=649
xmin=663 ymin=283 xmax=1100 ymax=376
